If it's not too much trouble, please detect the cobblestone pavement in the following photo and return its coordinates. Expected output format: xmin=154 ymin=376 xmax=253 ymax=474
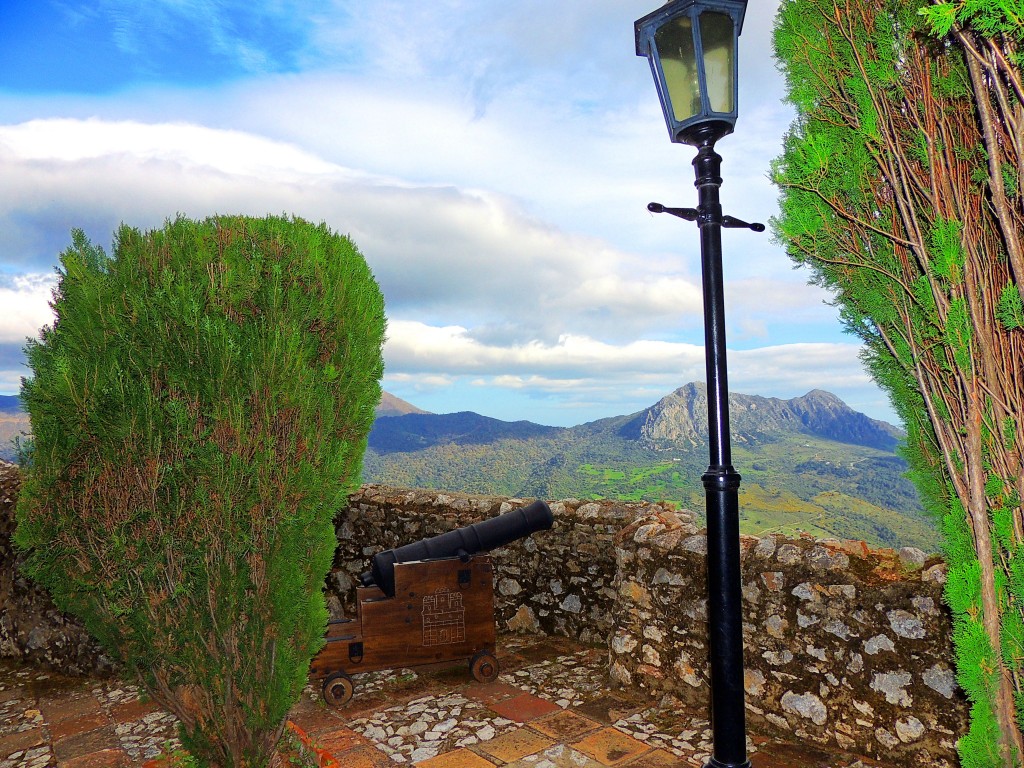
xmin=1 ymin=635 xmax=883 ymax=768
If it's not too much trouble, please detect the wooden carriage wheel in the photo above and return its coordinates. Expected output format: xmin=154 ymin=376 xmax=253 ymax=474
xmin=322 ymin=671 xmax=354 ymax=708
xmin=470 ymin=651 xmax=499 ymax=683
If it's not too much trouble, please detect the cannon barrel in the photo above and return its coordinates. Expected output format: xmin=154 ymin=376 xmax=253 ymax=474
xmin=359 ymin=499 xmax=553 ymax=597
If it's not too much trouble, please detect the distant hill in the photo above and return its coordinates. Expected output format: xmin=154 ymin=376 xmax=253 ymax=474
xmin=377 ymin=392 xmax=430 ymax=418
xmin=363 ymin=383 xmax=941 ymax=552
xmin=369 ymin=411 xmax=561 ymax=453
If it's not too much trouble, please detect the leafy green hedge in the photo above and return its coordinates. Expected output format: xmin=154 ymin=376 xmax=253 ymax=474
xmin=15 ymin=215 xmax=385 ymax=768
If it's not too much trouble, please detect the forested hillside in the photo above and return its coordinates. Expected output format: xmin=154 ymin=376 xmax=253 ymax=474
xmin=364 ymin=385 xmax=939 ymax=551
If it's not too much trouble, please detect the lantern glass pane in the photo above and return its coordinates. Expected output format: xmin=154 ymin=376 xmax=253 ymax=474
xmin=699 ymin=11 xmax=734 ymax=113
xmin=654 ymin=15 xmax=700 ymax=123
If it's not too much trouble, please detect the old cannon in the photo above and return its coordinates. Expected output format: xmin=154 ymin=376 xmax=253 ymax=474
xmin=310 ymin=499 xmax=553 ymax=707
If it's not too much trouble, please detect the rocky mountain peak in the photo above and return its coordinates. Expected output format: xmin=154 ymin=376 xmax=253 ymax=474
xmin=632 ymin=383 xmax=900 ymax=452
xmin=377 ymin=392 xmax=430 ymax=418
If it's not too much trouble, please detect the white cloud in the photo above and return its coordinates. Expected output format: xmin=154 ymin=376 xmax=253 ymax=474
xmin=1 ymin=118 xmax=339 ymax=177
xmin=381 ymin=317 xmax=881 ymax=425
xmin=384 ymin=319 xmax=867 ymax=392
xmin=382 ymin=372 xmax=456 ymax=391
xmin=384 ymin=319 xmax=701 ymax=376
xmin=0 ymin=117 xmax=771 ymax=345
xmin=731 ymin=344 xmax=873 ymax=392
xmin=0 ymin=273 xmax=56 ymax=344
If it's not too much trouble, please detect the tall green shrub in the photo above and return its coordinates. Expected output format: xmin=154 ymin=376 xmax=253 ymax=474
xmin=15 ymin=215 xmax=386 ymax=768
xmin=773 ymin=0 xmax=1024 ymax=763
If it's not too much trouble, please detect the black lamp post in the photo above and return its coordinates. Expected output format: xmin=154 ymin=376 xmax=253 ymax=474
xmin=635 ymin=2 xmax=762 ymax=768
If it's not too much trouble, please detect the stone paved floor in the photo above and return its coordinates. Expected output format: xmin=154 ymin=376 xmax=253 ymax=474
xmin=0 ymin=635 xmax=884 ymax=768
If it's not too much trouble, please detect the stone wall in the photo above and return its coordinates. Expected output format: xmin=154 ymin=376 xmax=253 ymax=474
xmin=0 ymin=461 xmax=113 ymax=675
xmin=333 ymin=485 xmax=966 ymax=766
xmin=610 ymin=509 xmax=961 ymax=766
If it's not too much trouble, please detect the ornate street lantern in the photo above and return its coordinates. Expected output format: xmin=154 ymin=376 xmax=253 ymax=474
xmin=634 ymin=0 xmax=746 ymax=146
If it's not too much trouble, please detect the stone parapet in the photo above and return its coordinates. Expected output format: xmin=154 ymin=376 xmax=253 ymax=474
xmin=336 ymin=485 xmax=965 ymax=766
xmin=610 ymin=509 xmax=961 ymax=766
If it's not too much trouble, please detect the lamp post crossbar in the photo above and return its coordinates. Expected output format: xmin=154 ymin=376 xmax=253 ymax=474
xmin=648 ymin=137 xmax=761 ymax=768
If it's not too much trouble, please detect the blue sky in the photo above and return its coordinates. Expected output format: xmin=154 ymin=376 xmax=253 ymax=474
xmin=0 ymin=0 xmax=896 ymax=427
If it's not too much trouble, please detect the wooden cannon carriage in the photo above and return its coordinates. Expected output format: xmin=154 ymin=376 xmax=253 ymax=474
xmin=310 ymin=500 xmax=553 ymax=707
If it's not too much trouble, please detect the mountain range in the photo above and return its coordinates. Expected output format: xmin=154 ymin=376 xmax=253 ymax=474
xmin=363 ymin=384 xmax=937 ymax=552
xmin=0 ymin=385 xmax=939 ymax=551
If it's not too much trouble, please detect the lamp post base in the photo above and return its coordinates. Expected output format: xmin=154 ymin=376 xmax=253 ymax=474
xmin=705 ymin=759 xmax=752 ymax=768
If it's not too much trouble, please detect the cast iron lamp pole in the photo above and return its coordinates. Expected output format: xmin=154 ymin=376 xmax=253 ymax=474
xmin=649 ymin=138 xmax=763 ymax=768
xmin=634 ymin=3 xmax=762 ymax=768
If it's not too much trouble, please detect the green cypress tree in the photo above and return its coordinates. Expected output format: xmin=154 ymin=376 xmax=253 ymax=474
xmin=773 ymin=0 xmax=1024 ymax=764
xmin=15 ymin=215 xmax=386 ymax=768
